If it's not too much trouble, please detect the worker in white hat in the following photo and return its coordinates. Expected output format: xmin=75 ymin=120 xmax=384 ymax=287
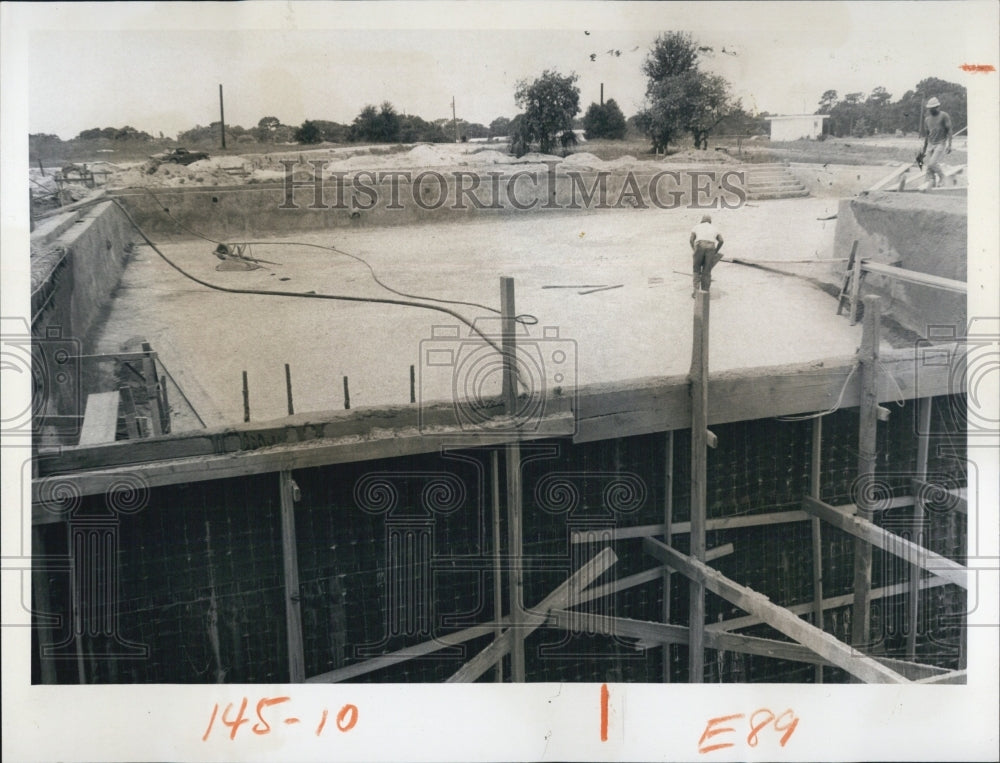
xmin=920 ymin=96 xmax=953 ymax=188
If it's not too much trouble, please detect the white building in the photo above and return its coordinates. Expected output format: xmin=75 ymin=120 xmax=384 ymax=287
xmin=766 ymin=114 xmax=829 ymax=141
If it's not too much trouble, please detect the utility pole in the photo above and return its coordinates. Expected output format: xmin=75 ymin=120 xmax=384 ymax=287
xmin=219 ymin=84 xmax=226 ymax=150
xmin=452 ymin=96 xmax=459 ymax=143
xmin=600 ymin=83 xmax=604 ymax=106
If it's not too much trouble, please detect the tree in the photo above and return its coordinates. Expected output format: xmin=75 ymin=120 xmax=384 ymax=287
xmin=818 ymin=90 xmax=838 ymax=113
xmin=253 ymin=116 xmax=282 ymax=142
xmin=642 ymin=31 xmax=699 ymax=90
xmin=349 ymin=105 xmax=380 ymax=142
xmin=489 ymin=116 xmax=511 ymax=138
xmin=513 ymin=69 xmax=581 ymax=154
xmin=294 ymin=120 xmax=322 ymax=144
xmin=685 ymin=74 xmax=736 ymax=150
xmin=583 ymin=98 xmax=627 ymax=140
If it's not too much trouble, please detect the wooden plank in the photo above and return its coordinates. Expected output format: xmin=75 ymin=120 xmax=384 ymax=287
xmin=867 ymin=163 xmax=910 ymax=192
xmin=915 ymin=669 xmax=967 ymax=685
xmin=141 ymin=344 xmax=163 ymax=436
xmin=852 ymin=295 xmax=880 ymax=653
xmin=689 ymin=289 xmax=710 ymax=683
xmin=810 ymin=417 xmax=825 ymax=683
xmin=861 ymin=261 xmax=967 ymax=294
xmin=119 ymin=386 xmax=141 ymax=439
xmin=279 ymin=471 xmax=305 ymax=682
xmin=663 ymin=430 xmax=674 ymax=682
xmin=803 ymin=497 xmax=968 ymax=589
xmin=642 ymin=537 xmax=910 ymax=683
xmin=848 ymin=250 xmax=864 ymax=325
xmin=836 ymin=240 xmax=859 ymax=315
xmin=708 ymin=575 xmax=951 ymax=634
xmin=500 ymin=276 xmax=525 ymax=683
xmin=35 ymin=343 xmax=962 ymax=481
xmin=78 ymin=392 xmax=120 ymax=445
xmin=909 ymin=398 xmax=932 ymax=659
xmin=445 ymin=547 xmax=617 ymax=683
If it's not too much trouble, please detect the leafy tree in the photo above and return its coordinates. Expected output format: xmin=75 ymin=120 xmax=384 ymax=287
xmin=349 ymin=102 xmax=402 ymax=142
xmin=294 ymin=120 xmax=322 ymax=144
xmin=637 ymin=32 xmax=736 ymax=151
xmin=583 ymin=98 xmax=627 ymax=140
xmin=513 ymin=69 xmax=581 ymax=154
xmin=253 ymin=116 xmax=282 ymax=142
xmin=488 ymin=116 xmax=511 ymax=138
xmin=818 ymin=90 xmax=838 ymax=113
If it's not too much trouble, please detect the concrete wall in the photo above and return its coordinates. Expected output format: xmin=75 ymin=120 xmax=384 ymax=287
xmin=832 ymin=191 xmax=966 ymax=336
xmin=115 ymin=166 xmax=751 ymax=238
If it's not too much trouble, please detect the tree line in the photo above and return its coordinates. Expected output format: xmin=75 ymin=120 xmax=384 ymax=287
xmin=816 ymin=77 xmax=966 ymax=137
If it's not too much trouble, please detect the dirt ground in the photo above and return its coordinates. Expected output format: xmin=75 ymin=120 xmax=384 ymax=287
xmin=89 ymin=196 xmax=878 ymax=430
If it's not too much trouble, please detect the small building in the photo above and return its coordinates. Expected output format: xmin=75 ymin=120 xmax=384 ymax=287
xmin=766 ymin=114 xmax=829 ymax=141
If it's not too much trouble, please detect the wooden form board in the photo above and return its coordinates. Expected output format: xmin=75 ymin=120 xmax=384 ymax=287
xmin=78 ymin=392 xmax=120 ymax=446
xmin=642 ymin=536 xmax=910 ymax=683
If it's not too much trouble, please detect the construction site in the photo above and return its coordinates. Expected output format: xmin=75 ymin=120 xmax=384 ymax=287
xmin=25 ymin=138 xmax=974 ymax=688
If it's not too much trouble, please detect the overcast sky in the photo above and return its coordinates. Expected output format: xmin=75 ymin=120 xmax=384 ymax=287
xmin=23 ymin=1 xmax=993 ymax=140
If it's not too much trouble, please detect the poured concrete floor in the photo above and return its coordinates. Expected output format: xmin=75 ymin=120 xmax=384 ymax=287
xmin=93 ymin=197 xmax=874 ymax=430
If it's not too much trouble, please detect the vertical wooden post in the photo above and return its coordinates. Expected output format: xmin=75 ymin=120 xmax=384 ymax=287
xmin=908 ymin=397 xmax=932 ymax=659
xmin=140 ymin=343 xmax=162 ymax=435
xmin=848 ymin=254 xmax=864 ymax=326
xmin=500 ymin=276 xmax=525 ymax=682
xmin=32 ymin=528 xmax=58 ymax=684
xmin=158 ymin=374 xmax=170 ymax=433
xmin=410 ymin=364 xmax=416 ymax=404
xmin=285 ymin=363 xmax=294 ymax=415
xmin=688 ymin=289 xmax=711 ymax=683
xmin=810 ymin=417 xmax=825 ymax=683
xmin=242 ymin=371 xmax=250 ymax=422
xmin=491 ymin=449 xmax=504 ymax=682
xmin=851 ymin=295 xmax=881 ymax=655
xmin=662 ymin=430 xmax=674 ymax=682
xmin=219 ymin=84 xmax=226 ymax=150
xmin=280 ymin=471 xmax=305 ymax=682
xmin=343 ymin=376 xmax=350 ymax=410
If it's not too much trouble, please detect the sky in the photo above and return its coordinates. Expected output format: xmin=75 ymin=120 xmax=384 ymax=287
xmin=24 ymin=1 xmax=993 ymax=140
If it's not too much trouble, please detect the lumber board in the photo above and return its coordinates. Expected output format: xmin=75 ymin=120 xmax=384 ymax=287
xmin=642 ymin=537 xmax=910 ymax=684
xmin=78 ymin=392 xmax=120 ymax=446
xmin=915 ymin=669 xmax=967 ymax=684
xmin=861 ymin=261 xmax=967 ymax=293
xmin=867 ymin=163 xmax=911 ymax=192
xmin=445 ymin=547 xmax=617 ymax=683
xmin=802 ymin=497 xmax=968 ymax=589
xmin=280 ymin=471 xmax=305 ymax=682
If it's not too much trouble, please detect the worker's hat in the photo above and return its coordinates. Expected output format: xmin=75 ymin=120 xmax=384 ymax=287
xmin=926 ymin=97 xmax=941 ymax=108
xmin=700 ymin=214 xmax=712 ymax=223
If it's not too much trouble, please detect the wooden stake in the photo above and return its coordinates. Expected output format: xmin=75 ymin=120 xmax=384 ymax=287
xmin=500 ymin=276 xmax=525 ymax=682
xmin=280 ymin=471 xmax=305 ymax=682
xmin=908 ymin=397 xmax=932 ymax=659
xmin=343 ymin=376 xmax=350 ymax=410
xmin=158 ymin=375 xmax=170 ymax=434
xmin=140 ymin=343 xmax=162 ymax=436
xmin=848 ymin=253 xmax=865 ymax=326
xmin=119 ymin=386 xmax=141 ymax=439
xmin=242 ymin=370 xmax=250 ymax=423
xmin=851 ymin=295 xmax=880 ymax=654
xmin=285 ymin=364 xmax=294 ymax=415
xmin=688 ymin=288 xmax=711 ymax=683
xmin=491 ymin=449 xmax=504 ymax=682
xmin=810 ymin=417 xmax=824 ymax=683
xmin=663 ymin=430 xmax=674 ymax=682
xmin=410 ymin=364 xmax=416 ymax=404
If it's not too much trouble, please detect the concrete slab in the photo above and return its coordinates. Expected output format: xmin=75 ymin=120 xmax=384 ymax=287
xmin=90 ymin=198 xmax=871 ymax=429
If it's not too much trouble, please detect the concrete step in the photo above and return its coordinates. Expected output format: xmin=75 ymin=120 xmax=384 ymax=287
xmin=735 ymin=163 xmax=809 ymax=200
xmin=746 ymin=188 xmax=810 ymax=200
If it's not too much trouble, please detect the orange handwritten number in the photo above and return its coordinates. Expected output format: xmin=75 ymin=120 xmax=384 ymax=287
xmin=600 ymin=684 xmax=609 ymax=742
xmin=773 ymin=709 xmax=799 ymax=746
xmin=747 ymin=708 xmax=775 ymax=747
xmin=202 ymin=703 xmax=219 ymax=741
xmin=316 ymin=708 xmax=329 ymax=736
xmin=253 ymin=696 xmax=291 ymax=735
xmin=221 ymin=697 xmax=250 ymax=740
xmin=336 ymin=704 xmax=359 ymax=732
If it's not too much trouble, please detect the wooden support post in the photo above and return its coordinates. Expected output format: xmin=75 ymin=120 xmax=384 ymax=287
xmin=908 ymin=397 xmax=932 ymax=659
xmin=688 ymin=288 xmax=711 ymax=683
xmin=410 ymin=365 xmax=416 ymax=404
xmin=642 ymin=537 xmax=909 ymax=684
xmin=285 ymin=364 xmax=294 ymax=415
xmin=32 ymin=528 xmax=58 ymax=684
xmin=158 ymin=374 xmax=170 ymax=433
xmin=852 ymin=295 xmax=880 ymax=655
xmin=491 ymin=449 xmax=504 ymax=682
xmin=140 ymin=343 xmax=162 ymax=436
xmin=810 ymin=417 xmax=825 ymax=683
xmin=242 ymin=371 xmax=250 ymax=423
xmin=662 ymin=430 xmax=674 ymax=682
xmin=848 ymin=254 xmax=865 ymax=326
xmin=500 ymin=276 xmax=525 ymax=682
xmin=343 ymin=376 xmax=350 ymax=410
xmin=118 ymin=386 xmax=141 ymax=439
xmin=280 ymin=471 xmax=305 ymax=682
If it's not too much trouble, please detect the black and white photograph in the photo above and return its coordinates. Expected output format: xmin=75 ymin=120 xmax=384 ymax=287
xmin=2 ymin=2 xmax=998 ymax=760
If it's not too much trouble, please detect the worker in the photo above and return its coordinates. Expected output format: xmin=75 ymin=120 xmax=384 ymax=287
xmin=689 ymin=214 xmax=724 ymax=296
xmin=920 ymin=96 xmax=953 ymax=188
